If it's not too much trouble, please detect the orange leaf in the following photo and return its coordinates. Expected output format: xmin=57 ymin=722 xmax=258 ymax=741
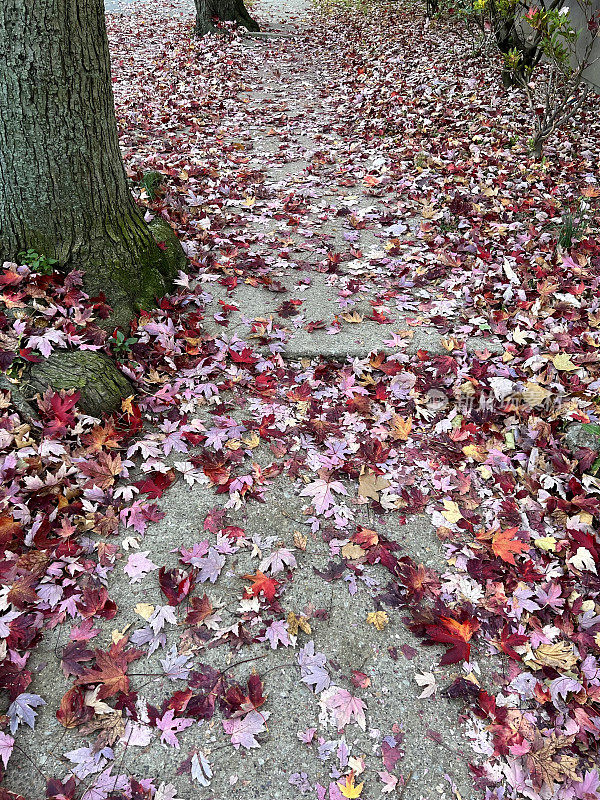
xmin=492 ymin=528 xmax=529 ymax=565
xmin=352 ymin=526 xmax=379 ymax=549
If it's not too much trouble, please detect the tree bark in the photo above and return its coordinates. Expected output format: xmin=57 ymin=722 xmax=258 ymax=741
xmin=195 ymin=0 xmax=260 ymax=35
xmin=0 ymin=0 xmax=183 ymax=330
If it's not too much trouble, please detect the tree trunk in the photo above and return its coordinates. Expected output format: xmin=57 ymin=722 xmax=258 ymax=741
xmin=195 ymin=0 xmax=260 ymax=35
xmin=0 ymin=0 xmax=183 ymax=330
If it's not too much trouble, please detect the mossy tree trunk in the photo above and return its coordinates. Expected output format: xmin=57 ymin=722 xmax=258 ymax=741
xmin=195 ymin=0 xmax=260 ymax=35
xmin=0 ymin=0 xmax=180 ymax=331
xmin=0 ymin=0 xmax=186 ymax=415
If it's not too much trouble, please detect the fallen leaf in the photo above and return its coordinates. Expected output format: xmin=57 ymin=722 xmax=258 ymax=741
xmin=358 ymin=470 xmax=390 ymax=501
xmin=491 ymin=528 xmax=529 ymax=564
xmin=366 ymin=611 xmax=389 ymax=631
xmin=552 ymin=353 xmax=578 ymax=372
xmin=338 ymin=771 xmax=363 ymax=798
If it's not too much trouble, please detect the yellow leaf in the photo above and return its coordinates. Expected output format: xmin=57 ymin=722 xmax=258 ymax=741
xmin=341 ymin=543 xmax=366 ymax=560
xmin=462 ymin=444 xmax=485 ymax=462
xmin=534 ymin=536 xmax=557 ymax=552
xmin=522 ymin=382 xmax=552 ymax=407
xmin=441 ymin=337 xmax=458 ymax=352
xmin=121 ymin=395 xmax=135 ymax=415
xmin=287 ymin=611 xmax=312 ymax=636
xmin=338 ymin=771 xmax=364 ymax=799
xmin=552 ymin=353 xmax=578 ymax=372
xmin=533 ymin=642 xmax=578 ymax=670
xmin=134 ymin=603 xmax=154 ymax=620
xmin=111 ymin=623 xmax=131 ymax=644
xmin=441 ymin=499 xmax=462 ymax=524
xmin=241 ymin=431 xmax=260 ymax=449
xmin=366 ymin=611 xmax=389 ymax=631
xmin=293 ymin=531 xmax=307 ymax=551
xmin=390 ymin=414 xmax=412 ymax=441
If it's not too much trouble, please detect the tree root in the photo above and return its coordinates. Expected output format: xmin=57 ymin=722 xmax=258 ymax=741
xmin=0 ymin=375 xmax=40 ymax=423
xmin=23 ymin=350 xmax=133 ymax=419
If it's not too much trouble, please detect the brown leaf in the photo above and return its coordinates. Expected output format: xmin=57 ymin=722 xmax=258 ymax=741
xmin=389 ymin=414 xmax=412 ymax=441
xmin=527 ymin=734 xmax=579 ymax=791
xmin=56 ymin=687 xmax=94 ymax=729
xmin=358 ymin=469 xmax=390 ymax=501
xmin=533 ymin=642 xmax=578 ymax=671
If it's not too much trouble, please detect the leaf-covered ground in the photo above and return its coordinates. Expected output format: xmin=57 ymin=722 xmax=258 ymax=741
xmin=1 ymin=0 xmax=599 ymax=798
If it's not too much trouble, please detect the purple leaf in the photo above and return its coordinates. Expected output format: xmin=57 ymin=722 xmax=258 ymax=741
xmin=8 ymin=692 xmax=45 ymax=734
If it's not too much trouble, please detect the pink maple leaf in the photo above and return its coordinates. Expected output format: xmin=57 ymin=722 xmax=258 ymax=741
xmin=300 ymin=478 xmax=348 ymax=515
xmin=156 ymin=709 xmax=193 ymax=749
xmin=0 ymin=732 xmax=14 ymax=769
xmin=223 ymin=710 xmax=270 ymax=749
xmin=326 ymin=688 xmax=366 ymax=730
xmin=123 ymin=551 xmax=158 ymax=583
xmin=264 ymin=619 xmax=290 ymax=649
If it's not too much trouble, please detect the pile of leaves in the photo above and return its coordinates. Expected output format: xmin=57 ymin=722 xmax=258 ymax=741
xmin=0 ymin=0 xmax=599 ymax=798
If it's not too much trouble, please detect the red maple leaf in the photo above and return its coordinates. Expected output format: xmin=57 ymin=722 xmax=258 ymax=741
xmin=425 ymin=612 xmax=480 ymax=665
xmin=194 ymin=450 xmax=231 ymax=485
xmin=56 ymin=687 xmax=94 ymax=729
xmin=184 ymin=594 xmax=213 ymax=626
xmin=76 ymin=586 xmax=117 ymax=620
xmin=229 ymin=347 xmax=258 ymax=365
xmin=76 ymin=639 xmax=142 ymax=699
xmin=400 ymin=561 xmax=441 ymax=602
xmin=61 ymin=641 xmax=94 ymax=678
xmin=159 ymin=567 xmax=195 ymax=606
xmin=242 ymin=570 xmax=279 ymax=602
xmin=497 ymin=625 xmax=528 ymax=661
xmin=37 ymin=388 xmax=80 ymax=437
xmin=0 ymin=515 xmax=23 ymax=549
xmin=76 ymin=651 xmax=129 ymax=699
xmin=223 ymin=673 xmax=266 ymax=717
xmin=352 ymin=526 xmax=379 ymax=549
xmin=136 ymin=470 xmax=177 ymax=499
xmin=0 ymin=659 xmax=32 ymax=700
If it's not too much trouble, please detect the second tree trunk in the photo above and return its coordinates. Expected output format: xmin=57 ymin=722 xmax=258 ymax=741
xmin=194 ymin=0 xmax=260 ymax=35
